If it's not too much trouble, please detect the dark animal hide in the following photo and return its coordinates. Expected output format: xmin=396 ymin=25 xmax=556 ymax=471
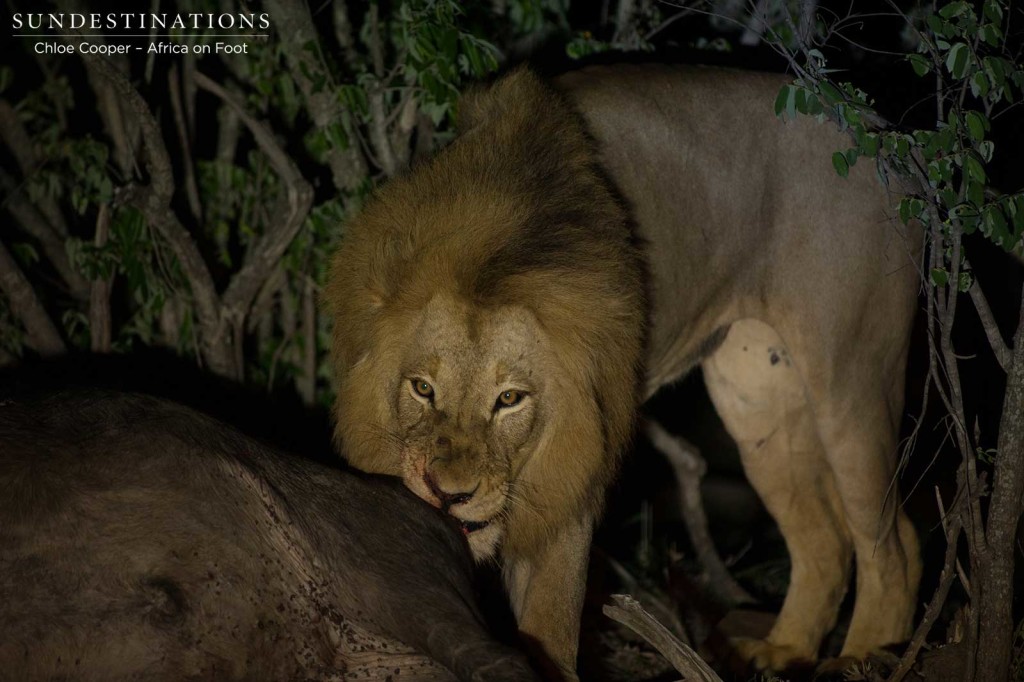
xmin=0 ymin=390 xmax=536 ymax=681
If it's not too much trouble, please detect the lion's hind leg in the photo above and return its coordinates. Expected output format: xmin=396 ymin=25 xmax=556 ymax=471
xmin=702 ymin=319 xmax=853 ymax=672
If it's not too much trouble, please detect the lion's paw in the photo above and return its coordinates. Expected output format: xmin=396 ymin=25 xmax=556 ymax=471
xmin=729 ymin=636 xmax=815 ymax=674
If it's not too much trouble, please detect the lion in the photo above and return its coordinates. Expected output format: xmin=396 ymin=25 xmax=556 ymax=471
xmin=325 ymin=64 xmax=923 ymax=679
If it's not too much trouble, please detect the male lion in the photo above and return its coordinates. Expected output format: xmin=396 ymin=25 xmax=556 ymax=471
xmin=325 ymin=65 xmax=922 ymax=679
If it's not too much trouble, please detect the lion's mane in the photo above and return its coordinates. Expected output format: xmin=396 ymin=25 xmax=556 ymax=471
xmin=324 ymin=68 xmax=646 ymax=553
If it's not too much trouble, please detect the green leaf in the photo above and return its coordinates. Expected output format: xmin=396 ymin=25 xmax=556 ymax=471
xmin=939 ymin=1 xmax=969 ymax=19
xmin=930 ymin=268 xmax=949 ymax=287
xmin=965 ymin=110 xmax=989 ymax=142
xmin=11 ymin=242 xmax=39 ymax=266
xmin=945 ymin=42 xmax=971 ymax=79
xmin=983 ymin=56 xmax=1007 ymax=89
xmin=968 ymin=178 xmax=986 ymax=207
xmin=958 ymin=271 xmax=973 ymax=292
xmin=774 ymin=85 xmax=797 ymax=120
xmin=983 ymin=0 xmax=1003 ymax=22
xmin=832 ymin=151 xmax=850 ymax=177
xmin=964 ymin=154 xmax=986 ymax=183
xmin=970 ymin=71 xmax=991 ymax=98
xmin=977 ymin=140 xmax=995 ymax=163
xmin=908 ymin=53 xmax=931 ymax=77
xmin=979 ymin=24 xmax=1002 ymax=47
xmin=927 ymin=14 xmax=950 ymax=38
xmin=818 ymin=81 xmax=842 ymax=105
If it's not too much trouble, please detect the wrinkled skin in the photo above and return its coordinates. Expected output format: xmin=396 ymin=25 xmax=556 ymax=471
xmin=0 ymin=390 xmax=538 ymax=682
xmin=326 ymin=65 xmax=923 ymax=679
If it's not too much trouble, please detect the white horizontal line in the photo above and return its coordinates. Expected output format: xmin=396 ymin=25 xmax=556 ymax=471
xmin=13 ymin=34 xmax=269 ymax=37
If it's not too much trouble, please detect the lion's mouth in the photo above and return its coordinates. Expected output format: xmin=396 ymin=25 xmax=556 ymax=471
xmin=459 ymin=519 xmax=489 ymax=535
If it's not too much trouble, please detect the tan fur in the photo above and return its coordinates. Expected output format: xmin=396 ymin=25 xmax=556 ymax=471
xmin=326 ymin=65 xmax=923 ymax=678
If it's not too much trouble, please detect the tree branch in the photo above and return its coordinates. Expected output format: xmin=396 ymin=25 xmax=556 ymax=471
xmin=603 ymin=594 xmax=723 ymax=682
xmin=264 ymin=0 xmax=368 ymax=192
xmin=968 ymin=278 xmax=1012 ymax=371
xmin=0 ymin=168 xmax=89 ymax=300
xmin=193 ymin=71 xmax=314 ymax=321
xmin=0 ymin=99 xmax=71 ymax=238
xmin=976 ymin=280 xmax=1024 ymax=681
xmin=0 ymin=238 xmax=65 ymax=357
xmin=88 ymin=204 xmax=113 ymax=353
xmin=169 ymin=64 xmax=203 ymax=223
xmin=644 ymin=419 xmax=752 ymax=605
xmin=80 ymin=50 xmax=232 ymax=376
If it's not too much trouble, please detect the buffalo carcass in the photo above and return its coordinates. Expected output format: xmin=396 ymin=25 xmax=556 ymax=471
xmin=0 ymin=390 xmax=537 ymax=681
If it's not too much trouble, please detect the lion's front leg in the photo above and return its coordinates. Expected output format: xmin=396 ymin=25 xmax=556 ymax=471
xmin=504 ymin=516 xmax=593 ymax=682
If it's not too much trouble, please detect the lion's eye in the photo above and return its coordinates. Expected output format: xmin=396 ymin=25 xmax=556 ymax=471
xmin=495 ymin=389 xmax=524 ymax=409
xmin=411 ymin=379 xmax=435 ymax=400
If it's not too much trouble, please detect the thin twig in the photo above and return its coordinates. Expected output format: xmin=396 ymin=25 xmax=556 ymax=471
xmin=889 ymin=495 xmax=964 ymax=682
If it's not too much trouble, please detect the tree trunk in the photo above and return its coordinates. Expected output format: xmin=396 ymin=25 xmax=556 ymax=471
xmin=975 ymin=283 xmax=1024 ymax=682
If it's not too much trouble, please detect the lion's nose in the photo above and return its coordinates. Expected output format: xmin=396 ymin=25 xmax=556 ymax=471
xmin=423 ymin=472 xmax=476 ymax=512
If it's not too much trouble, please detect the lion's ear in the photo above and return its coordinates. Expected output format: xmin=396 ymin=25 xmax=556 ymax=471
xmin=456 ymin=66 xmax=547 ymax=132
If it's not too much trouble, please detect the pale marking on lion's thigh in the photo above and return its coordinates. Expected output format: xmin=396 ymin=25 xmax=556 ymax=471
xmin=703 ymin=318 xmax=809 ymax=446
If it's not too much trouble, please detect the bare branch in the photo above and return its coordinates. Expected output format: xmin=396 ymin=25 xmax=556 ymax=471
xmin=644 ymin=419 xmax=752 ymax=605
xmin=0 ymin=168 xmax=89 ymax=300
xmin=968 ymin=278 xmax=1012 ymax=371
xmin=0 ymin=100 xmax=71 ymax=238
xmin=193 ymin=71 xmax=314 ymax=320
xmin=169 ymin=64 xmax=203 ymax=223
xmin=0 ymin=238 xmax=65 ymax=357
xmin=297 ymin=275 xmax=317 ymax=405
xmin=366 ymin=4 xmax=401 ymax=176
xmin=889 ymin=493 xmax=964 ymax=682
xmin=603 ymin=594 xmax=723 ymax=682
xmin=976 ymin=279 xmax=1024 ymax=681
xmin=88 ymin=204 xmax=113 ymax=353
xmin=332 ymin=1 xmax=361 ymax=71
xmin=0 ymin=100 xmax=36 ymax=174
xmin=80 ymin=50 xmax=231 ymax=376
xmin=390 ymin=91 xmax=420 ymax=171
xmin=264 ymin=0 xmax=368 ymax=192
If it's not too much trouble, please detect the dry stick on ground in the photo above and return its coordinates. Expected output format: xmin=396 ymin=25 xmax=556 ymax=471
xmin=265 ymin=0 xmax=367 ymax=192
xmin=643 ymin=419 xmax=753 ymax=605
xmin=601 ymin=551 xmax=693 ymax=649
xmin=88 ymin=204 xmax=113 ymax=353
xmin=0 ymin=238 xmax=65 ymax=357
xmin=603 ymin=594 xmax=723 ymax=682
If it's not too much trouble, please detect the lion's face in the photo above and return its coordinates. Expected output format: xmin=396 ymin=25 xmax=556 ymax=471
xmin=348 ymin=293 xmax=556 ymax=560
